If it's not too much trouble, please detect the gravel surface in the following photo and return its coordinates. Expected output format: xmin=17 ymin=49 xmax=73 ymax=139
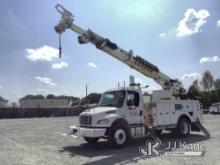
xmin=0 ymin=115 xmax=219 ymax=165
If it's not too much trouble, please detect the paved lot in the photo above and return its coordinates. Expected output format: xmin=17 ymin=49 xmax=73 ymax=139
xmin=0 ymin=115 xmax=220 ymax=165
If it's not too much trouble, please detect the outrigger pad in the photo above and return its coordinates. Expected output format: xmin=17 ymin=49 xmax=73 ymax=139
xmin=194 ymin=122 xmax=211 ymax=137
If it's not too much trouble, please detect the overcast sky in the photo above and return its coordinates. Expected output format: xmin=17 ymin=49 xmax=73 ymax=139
xmin=0 ymin=0 xmax=220 ymax=102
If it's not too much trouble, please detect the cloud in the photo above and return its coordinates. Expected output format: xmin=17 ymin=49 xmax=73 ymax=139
xmin=52 ymin=61 xmax=68 ymax=70
xmin=0 ymin=10 xmax=27 ymax=34
xmin=134 ymin=78 xmax=161 ymax=93
xmin=159 ymin=33 xmax=166 ymax=37
xmin=26 ymin=45 xmax=59 ymax=62
xmin=181 ymin=72 xmax=201 ymax=80
xmin=176 ymin=9 xmax=210 ymax=37
xmin=87 ymin=62 xmax=97 ymax=68
xmin=115 ymin=1 xmax=163 ymax=20
xmin=217 ymin=20 xmax=220 ymax=27
xmin=35 ymin=76 xmax=56 ymax=86
xmin=199 ymin=56 xmax=220 ymax=64
xmin=158 ymin=29 xmax=176 ymax=38
xmin=36 ymin=88 xmax=50 ymax=95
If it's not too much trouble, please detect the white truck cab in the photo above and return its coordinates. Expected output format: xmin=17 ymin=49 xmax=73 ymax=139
xmin=70 ymin=86 xmax=204 ymax=148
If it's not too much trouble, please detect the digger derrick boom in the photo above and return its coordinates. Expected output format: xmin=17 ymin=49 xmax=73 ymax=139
xmin=54 ymin=4 xmax=184 ymax=96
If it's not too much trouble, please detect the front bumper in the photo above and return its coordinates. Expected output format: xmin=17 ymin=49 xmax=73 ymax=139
xmin=69 ymin=125 xmax=107 ymax=138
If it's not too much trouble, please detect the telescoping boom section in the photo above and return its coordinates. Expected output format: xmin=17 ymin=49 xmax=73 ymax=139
xmin=54 ymin=4 xmax=184 ymax=96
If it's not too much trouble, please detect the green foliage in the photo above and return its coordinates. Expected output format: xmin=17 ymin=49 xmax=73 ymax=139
xmin=187 ymin=86 xmax=200 ymax=100
xmin=80 ymin=93 xmax=102 ymax=105
xmin=214 ymin=78 xmax=220 ymax=89
xmin=187 ymin=71 xmax=220 ymax=108
xmin=200 ymin=70 xmax=214 ymax=91
xmin=0 ymin=96 xmax=8 ymax=107
xmin=187 ymin=80 xmax=201 ymax=100
xmin=0 ymin=96 xmax=7 ymax=102
xmin=20 ymin=95 xmax=45 ymax=101
xmin=46 ymin=94 xmax=56 ymax=99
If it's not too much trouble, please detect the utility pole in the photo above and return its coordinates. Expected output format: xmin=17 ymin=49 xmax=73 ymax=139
xmin=86 ymin=84 xmax=89 ymax=97
xmin=85 ymin=84 xmax=89 ymax=108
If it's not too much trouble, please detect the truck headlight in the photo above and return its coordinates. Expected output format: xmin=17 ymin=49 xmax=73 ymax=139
xmin=97 ymin=119 xmax=109 ymax=124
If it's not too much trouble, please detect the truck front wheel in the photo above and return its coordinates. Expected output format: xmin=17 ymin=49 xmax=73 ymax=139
xmin=176 ymin=118 xmax=190 ymax=137
xmin=84 ymin=137 xmax=99 ymax=143
xmin=108 ymin=123 xmax=129 ymax=148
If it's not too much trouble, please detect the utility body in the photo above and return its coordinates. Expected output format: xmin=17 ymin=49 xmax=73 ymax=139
xmin=54 ymin=4 xmax=209 ymax=148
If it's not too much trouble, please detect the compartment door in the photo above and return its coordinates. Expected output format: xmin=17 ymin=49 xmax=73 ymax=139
xmin=163 ymin=102 xmax=171 ymax=125
xmin=156 ymin=103 xmax=164 ymax=126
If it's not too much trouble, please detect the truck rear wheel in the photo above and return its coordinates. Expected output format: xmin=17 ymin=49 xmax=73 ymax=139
xmin=84 ymin=137 xmax=99 ymax=143
xmin=108 ymin=122 xmax=129 ymax=148
xmin=176 ymin=118 xmax=190 ymax=137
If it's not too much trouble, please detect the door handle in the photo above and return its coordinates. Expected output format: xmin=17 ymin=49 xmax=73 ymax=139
xmin=140 ymin=110 xmax=143 ymax=116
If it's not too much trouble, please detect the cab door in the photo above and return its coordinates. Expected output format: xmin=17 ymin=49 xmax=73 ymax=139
xmin=127 ymin=91 xmax=142 ymax=124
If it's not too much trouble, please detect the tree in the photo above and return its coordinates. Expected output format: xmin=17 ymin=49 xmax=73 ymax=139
xmin=80 ymin=93 xmax=102 ymax=105
xmin=0 ymin=96 xmax=8 ymax=107
xmin=20 ymin=95 xmax=35 ymax=100
xmin=11 ymin=102 xmax=18 ymax=108
xmin=46 ymin=94 xmax=56 ymax=99
xmin=187 ymin=80 xmax=201 ymax=100
xmin=200 ymin=70 xmax=214 ymax=91
xmin=192 ymin=80 xmax=200 ymax=91
xmin=19 ymin=95 xmax=45 ymax=108
xmin=19 ymin=95 xmax=44 ymax=101
xmin=35 ymin=95 xmax=45 ymax=99
xmin=214 ymin=78 xmax=220 ymax=90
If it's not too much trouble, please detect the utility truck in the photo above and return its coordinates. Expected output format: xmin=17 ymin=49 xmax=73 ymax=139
xmin=54 ymin=4 xmax=209 ymax=148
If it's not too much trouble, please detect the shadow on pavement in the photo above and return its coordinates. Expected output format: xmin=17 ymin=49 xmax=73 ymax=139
xmin=60 ymin=133 xmax=210 ymax=165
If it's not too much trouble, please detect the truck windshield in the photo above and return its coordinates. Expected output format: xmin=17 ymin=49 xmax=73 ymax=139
xmin=99 ymin=90 xmax=125 ymax=108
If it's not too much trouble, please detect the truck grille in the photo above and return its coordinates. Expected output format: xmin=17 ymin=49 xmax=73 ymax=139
xmin=80 ymin=115 xmax=92 ymax=126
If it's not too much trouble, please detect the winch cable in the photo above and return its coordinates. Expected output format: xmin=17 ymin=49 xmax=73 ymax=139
xmin=57 ymin=33 xmax=71 ymax=136
xmin=58 ymin=33 xmax=62 ymax=59
xmin=57 ymin=31 xmax=96 ymax=137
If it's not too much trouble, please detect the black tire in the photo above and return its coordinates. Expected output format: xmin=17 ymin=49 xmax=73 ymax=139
xmin=83 ymin=137 xmax=99 ymax=143
xmin=108 ymin=122 xmax=130 ymax=148
xmin=176 ymin=118 xmax=191 ymax=137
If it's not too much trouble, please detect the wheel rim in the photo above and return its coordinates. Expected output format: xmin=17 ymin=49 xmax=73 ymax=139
xmin=114 ymin=129 xmax=126 ymax=145
xmin=181 ymin=122 xmax=188 ymax=134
